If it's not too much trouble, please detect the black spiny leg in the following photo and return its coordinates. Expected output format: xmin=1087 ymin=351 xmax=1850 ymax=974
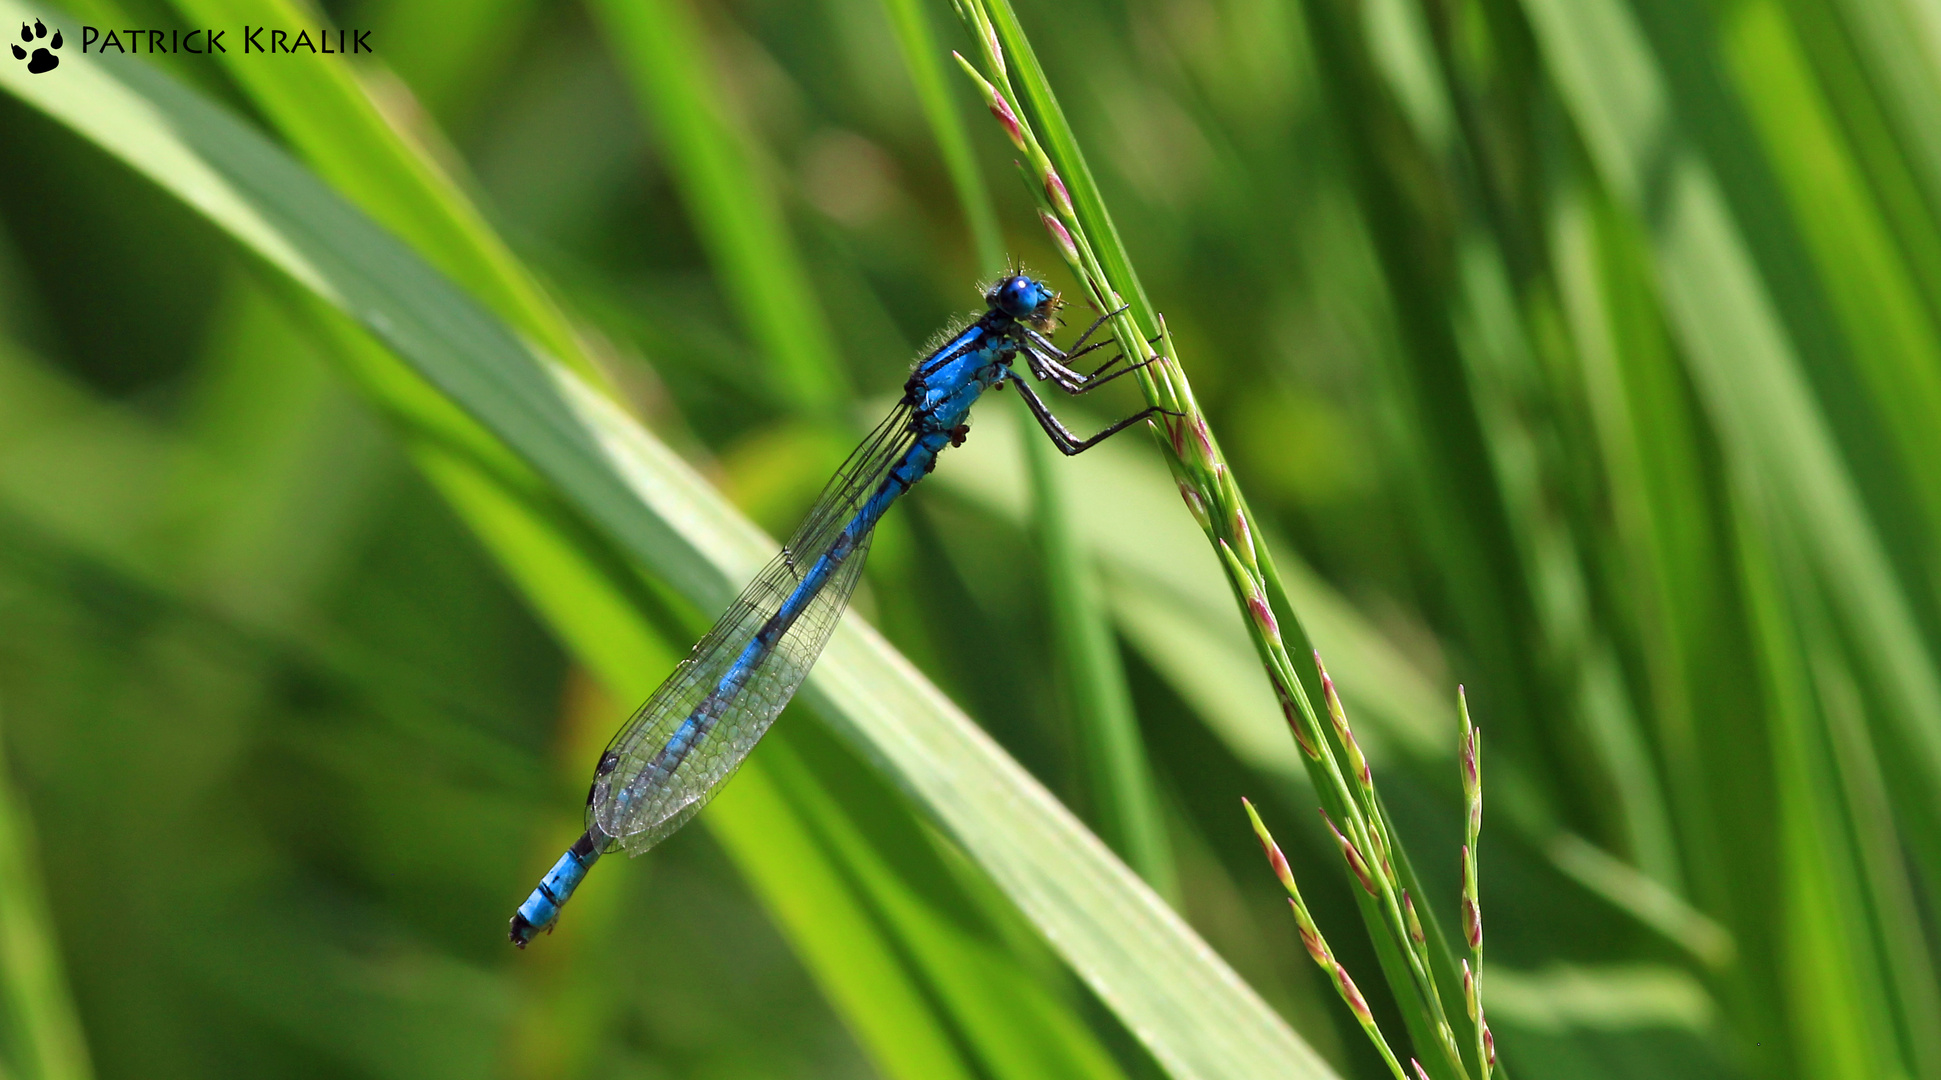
xmin=1064 ymin=356 xmax=1163 ymax=395
xmin=1083 ymin=331 xmax=1162 ymax=377
xmin=1022 ymin=345 xmax=1162 ymax=396
xmin=1063 ymin=304 xmax=1128 ymax=354
xmin=1020 ymin=327 xmax=1166 ymax=392
xmin=1009 ymin=375 xmax=1177 ymax=455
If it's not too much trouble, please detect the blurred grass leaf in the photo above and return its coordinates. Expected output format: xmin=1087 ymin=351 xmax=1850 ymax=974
xmin=589 ymin=0 xmax=847 ymax=413
xmin=0 ymin=702 xmax=91 ymax=1080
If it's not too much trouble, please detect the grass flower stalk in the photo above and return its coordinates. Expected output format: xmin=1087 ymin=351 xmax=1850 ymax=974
xmin=1243 ymin=678 xmax=1495 ymax=1079
xmin=948 ymin=3 xmax=1489 ymax=1074
xmin=1459 ymin=688 xmax=1490 ymax=1078
xmin=1246 ymin=800 xmax=1409 ymax=1080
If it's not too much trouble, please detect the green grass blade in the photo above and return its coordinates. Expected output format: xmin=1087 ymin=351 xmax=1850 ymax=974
xmin=0 ymin=704 xmax=92 ymax=1080
xmin=701 ymin=739 xmax=986 ymax=1080
xmin=589 ymin=0 xmax=848 ymax=414
xmin=934 ymin=403 xmax=1451 ymax=770
xmin=0 ymin=34 xmax=1329 ymax=1080
xmin=1554 ymin=155 xmax=1794 ymax=1057
xmin=1521 ymin=0 xmax=1941 ymax=1071
xmin=977 ymin=0 xmax=1156 ymax=331
xmin=162 ymin=0 xmax=599 ymax=385
xmin=1723 ymin=0 xmax=1941 ymax=654
xmin=1737 ymin=512 xmax=1906 ymax=1080
xmin=1023 ymin=429 xmax=1179 ymax=900
xmin=753 ymin=718 xmax=1128 ymax=1080
xmin=1522 ymin=0 xmax=1941 ymax=811
xmin=880 ymin=0 xmax=1005 ymax=273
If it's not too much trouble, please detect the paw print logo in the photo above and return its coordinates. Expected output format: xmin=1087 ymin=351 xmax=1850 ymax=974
xmin=12 ymin=19 xmax=60 ymax=74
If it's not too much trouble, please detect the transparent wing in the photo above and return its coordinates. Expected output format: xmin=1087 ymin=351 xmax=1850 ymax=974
xmin=587 ymin=405 xmax=912 ymax=854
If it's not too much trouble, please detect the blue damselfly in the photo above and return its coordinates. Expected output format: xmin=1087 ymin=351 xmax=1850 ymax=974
xmin=510 ymin=274 xmax=1163 ymax=945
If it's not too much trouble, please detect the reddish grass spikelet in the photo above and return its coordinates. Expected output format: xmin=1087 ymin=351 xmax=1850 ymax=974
xmin=1044 ymin=166 xmax=1074 ymax=217
xmin=1231 ymin=504 xmax=1256 ymax=568
xmin=1461 ymin=723 xmax=1480 ymax=795
xmin=989 ymin=91 xmax=1026 ymax=151
xmin=1322 ymin=811 xmax=1379 ymax=896
xmin=982 ymin=18 xmax=1003 ymax=77
xmin=1404 ymin=889 xmax=1425 ymax=947
xmin=1367 ymin=821 xmax=1394 ymax=887
xmin=1241 ymin=798 xmax=1297 ymax=895
xmin=1290 ymin=899 xmax=1330 ymax=967
xmin=1334 ymin=963 xmax=1374 ymax=1025
xmin=1247 ymin=590 xmax=1280 ymax=642
xmin=1316 ymin=652 xmax=1371 ymax=789
xmin=1278 ymin=688 xmax=1320 ymax=758
xmin=1176 ymin=481 xmax=1210 ymax=529
xmin=1462 ymin=958 xmax=1477 ymax=1021
xmin=1459 ymin=686 xmax=1479 ymax=784
xmin=1411 ymin=1060 xmax=1432 ymax=1080
xmin=1039 ymin=210 xmax=1079 ymax=265
xmin=950 ymin=52 xmax=1025 ymax=154
xmin=1192 ymin=415 xmax=1218 ymax=471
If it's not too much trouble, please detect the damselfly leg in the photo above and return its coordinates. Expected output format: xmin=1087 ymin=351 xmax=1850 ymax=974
xmin=1006 ymin=372 xmax=1181 ymax=456
xmin=1022 ymin=344 xmax=1161 ymax=395
xmin=1021 ymin=323 xmax=1164 ymax=390
xmin=1060 ymin=303 xmax=1129 ymax=360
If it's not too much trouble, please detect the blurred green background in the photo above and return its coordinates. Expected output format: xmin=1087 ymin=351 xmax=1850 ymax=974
xmin=0 ymin=0 xmax=1937 ymax=1076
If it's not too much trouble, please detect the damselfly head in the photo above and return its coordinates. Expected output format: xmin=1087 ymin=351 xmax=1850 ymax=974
xmin=986 ymin=273 xmax=1060 ymax=331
